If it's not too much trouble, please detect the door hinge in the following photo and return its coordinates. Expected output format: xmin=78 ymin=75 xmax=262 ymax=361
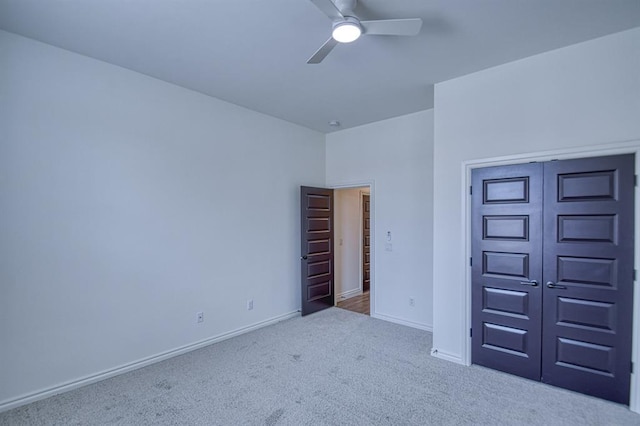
xmin=470 ymin=328 xmax=473 ymax=338
xmin=469 ymin=185 xmax=473 ymax=195
xmin=635 ymin=175 xmax=638 ymax=187
xmin=632 ymin=361 xmax=634 ymax=374
xmin=469 ymin=257 xmax=473 ymax=267
xmin=634 ymin=269 xmax=637 ymax=281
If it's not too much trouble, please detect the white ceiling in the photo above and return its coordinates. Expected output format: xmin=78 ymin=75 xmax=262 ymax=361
xmin=1 ymin=0 xmax=639 ymax=133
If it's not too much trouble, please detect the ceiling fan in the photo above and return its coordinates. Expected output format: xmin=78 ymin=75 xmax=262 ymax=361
xmin=307 ymin=0 xmax=423 ymax=64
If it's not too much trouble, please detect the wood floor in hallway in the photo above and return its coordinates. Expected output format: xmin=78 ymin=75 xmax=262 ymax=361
xmin=336 ymin=291 xmax=370 ymax=315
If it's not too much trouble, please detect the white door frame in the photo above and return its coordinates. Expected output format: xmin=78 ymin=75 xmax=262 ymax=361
xmin=329 ymin=180 xmax=375 ymax=315
xmin=461 ymin=140 xmax=640 ymax=412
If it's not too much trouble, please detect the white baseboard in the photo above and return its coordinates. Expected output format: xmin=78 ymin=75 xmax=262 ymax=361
xmin=0 ymin=310 xmax=300 ymax=413
xmin=430 ymin=348 xmax=466 ymax=365
xmin=336 ymin=288 xmax=362 ymax=301
xmin=371 ymin=312 xmax=433 ymax=332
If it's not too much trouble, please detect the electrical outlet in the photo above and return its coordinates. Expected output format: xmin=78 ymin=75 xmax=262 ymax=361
xmin=247 ymin=299 xmax=254 ymax=311
xmin=409 ymin=298 xmax=415 ymax=307
xmin=197 ymin=312 xmax=204 ymax=323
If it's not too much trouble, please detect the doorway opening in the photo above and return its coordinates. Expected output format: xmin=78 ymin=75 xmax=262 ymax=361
xmin=334 ymin=186 xmax=371 ymax=316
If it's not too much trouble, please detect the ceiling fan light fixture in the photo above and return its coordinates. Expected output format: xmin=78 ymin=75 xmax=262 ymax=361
xmin=332 ymin=18 xmax=361 ymax=43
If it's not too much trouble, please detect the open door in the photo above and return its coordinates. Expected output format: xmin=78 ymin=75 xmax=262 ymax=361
xmin=300 ymin=186 xmax=334 ymax=316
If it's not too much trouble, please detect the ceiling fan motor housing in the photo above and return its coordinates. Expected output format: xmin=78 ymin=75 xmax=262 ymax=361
xmin=332 ymin=16 xmax=362 ymax=43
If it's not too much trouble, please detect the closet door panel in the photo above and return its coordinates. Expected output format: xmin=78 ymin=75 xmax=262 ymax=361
xmin=471 ymin=163 xmax=543 ymax=380
xmin=542 ymin=155 xmax=634 ymax=405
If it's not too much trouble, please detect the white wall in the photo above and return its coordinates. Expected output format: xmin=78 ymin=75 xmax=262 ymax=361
xmin=0 ymin=30 xmax=325 ymax=408
xmin=432 ymin=27 xmax=640 ymax=365
xmin=326 ymin=111 xmax=434 ymax=330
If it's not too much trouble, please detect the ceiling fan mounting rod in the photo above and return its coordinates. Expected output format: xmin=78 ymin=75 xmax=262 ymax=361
xmin=333 ymin=0 xmax=357 ymax=18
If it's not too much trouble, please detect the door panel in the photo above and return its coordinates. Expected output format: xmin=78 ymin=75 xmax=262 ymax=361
xmin=542 ymin=155 xmax=634 ymax=404
xmin=301 ymin=186 xmax=334 ymax=316
xmin=472 ymin=163 xmax=543 ymax=380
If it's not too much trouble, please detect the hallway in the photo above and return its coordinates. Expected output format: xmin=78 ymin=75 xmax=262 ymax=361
xmin=337 ymin=291 xmax=369 ymax=315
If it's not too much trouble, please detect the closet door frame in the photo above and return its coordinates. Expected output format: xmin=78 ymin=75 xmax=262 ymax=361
xmin=461 ymin=141 xmax=640 ymax=412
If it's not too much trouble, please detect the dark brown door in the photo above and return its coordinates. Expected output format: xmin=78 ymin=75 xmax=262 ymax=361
xmin=362 ymin=194 xmax=370 ymax=292
xmin=300 ymin=186 xmax=334 ymax=316
xmin=472 ymin=154 xmax=634 ymax=404
xmin=471 ymin=163 xmax=544 ymax=380
xmin=542 ymin=155 xmax=634 ymax=405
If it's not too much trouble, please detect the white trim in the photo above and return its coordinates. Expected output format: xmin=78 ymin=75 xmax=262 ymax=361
xmin=0 ymin=311 xmax=299 ymax=413
xmin=431 ymin=349 xmax=465 ymax=365
xmin=461 ymin=139 xmax=640 ymax=412
xmin=337 ymin=288 xmax=362 ymax=301
xmin=632 ymin=151 xmax=640 ymax=414
xmin=328 ymin=180 xmax=376 ymax=316
xmin=372 ymin=312 xmax=433 ymax=332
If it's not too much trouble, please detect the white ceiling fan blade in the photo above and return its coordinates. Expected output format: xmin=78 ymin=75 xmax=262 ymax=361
xmin=361 ymin=18 xmax=423 ymax=36
xmin=310 ymin=0 xmax=344 ymax=21
xmin=307 ymin=37 xmax=339 ymax=64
